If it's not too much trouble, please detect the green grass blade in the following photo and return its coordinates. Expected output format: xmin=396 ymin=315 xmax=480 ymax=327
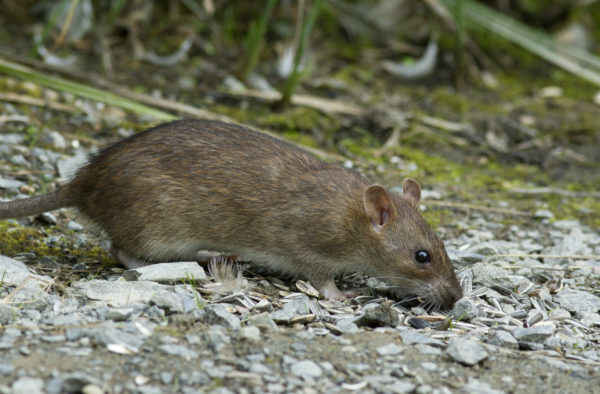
xmin=442 ymin=0 xmax=600 ymax=87
xmin=0 ymin=57 xmax=177 ymax=120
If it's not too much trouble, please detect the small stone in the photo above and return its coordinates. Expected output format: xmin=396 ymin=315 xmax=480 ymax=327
xmin=463 ymin=378 xmax=504 ymax=394
xmin=421 ymin=362 xmax=437 ymax=371
xmin=239 ymin=326 xmax=261 ymax=342
xmin=446 ymin=337 xmax=488 ymax=366
xmin=107 ymin=307 xmax=134 ymax=322
xmin=247 ymin=312 xmax=279 ymax=332
xmin=555 ymin=289 xmax=600 ymax=314
xmin=0 ymin=177 xmax=25 ymax=189
xmin=512 ymin=325 xmax=555 ymax=343
xmin=72 ymin=280 xmax=168 ymax=307
xmin=452 ymin=298 xmax=481 ymax=321
xmin=579 ymin=312 xmax=600 ymax=327
xmin=249 ymin=363 xmax=272 ymax=375
xmin=488 ymin=330 xmax=518 ymax=349
xmin=150 ymin=290 xmax=185 ymax=314
xmin=290 ymin=360 xmax=322 ymax=378
xmin=270 ymin=295 xmax=311 ymax=323
xmin=356 ymin=300 xmax=399 ymax=328
xmin=124 ymin=262 xmax=206 ymax=282
xmin=387 ymin=381 xmax=416 ymax=393
xmin=0 ymin=304 xmax=16 ymax=325
xmin=376 ymin=343 xmax=404 ymax=356
xmin=204 ymin=326 xmax=231 ymax=351
xmin=67 ymin=220 xmax=84 ymax=231
xmin=160 ymin=372 xmax=173 ymax=385
xmin=399 ymin=331 xmax=444 ymax=347
xmin=548 ymin=308 xmax=571 ymax=320
xmin=40 ymin=212 xmax=57 ymax=224
xmin=12 ymin=377 xmax=44 ymax=394
xmin=158 ymin=344 xmax=198 ymax=360
xmin=203 ymin=304 xmax=241 ymax=331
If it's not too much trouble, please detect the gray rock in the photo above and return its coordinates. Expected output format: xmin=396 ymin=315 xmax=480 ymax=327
xmin=0 ymin=328 xmax=21 ymax=350
xmin=452 ymin=298 xmax=481 ymax=321
xmin=376 ymin=343 xmax=404 ymax=356
xmin=45 ymin=372 xmax=103 ymax=394
xmin=548 ymin=308 xmax=571 ymax=320
xmin=470 ymin=263 xmax=511 ymax=287
xmin=12 ymin=377 xmax=44 ymax=394
xmin=462 ymin=378 xmax=504 ymax=394
xmin=270 ymin=295 xmax=311 ymax=323
xmin=414 ymin=344 xmax=443 ymax=356
xmin=356 ymin=301 xmax=399 ymax=328
xmin=249 ymin=363 xmax=272 ymax=375
xmin=203 ymin=304 xmax=241 ymax=331
xmin=579 ymin=312 xmax=600 ymax=327
xmin=446 ymin=249 xmax=484 ymax=264
xmin=67 ymin=220 xmax=84 ymax=231
xmin=0 ymin=177 xmax=24 ymax=189
xmin=94 ymin=327 xmax=147 ymax=354
xmin=0 ymin=133 xmax=25 ymax=145
xmin=150 ymin=290 xmax=185 ymax=314
xmin=399 ymin=331 xmax=445 ymax=347
xmin=159 ymin=344 xmax=199 ymax=360
xmin=0 ymin=364 xmax=13 ymax=376
xmin=512 ymin=324 xmax=555 ymax=343
xmin=387 ymin=380 xmax=417 ymax=393
xmin=239 ymin=326 xmax=261 ymax=342
xmin=247 ymin=312 xmax=279 ymax=332
xmin=290 ymin=360 xmax=322 ymax=378
xmin=555 ymin=289 xmax=600 ymax=314
xmin=446 ymin=337 xmax=488 ymax=366
xmin=488 ymin=330 xmax=518 ymax=349
xmin=204 ymin=326 xmax=231 ymax=351
xmin=160 ymin=372 xmax=174 ymax=385
xmin=335 ymin=317 xmax=360 ymax=334
xmin=552 ymin=220 xmax=580 ymax=230
xmin=0 ymin=256 xmax=53 ymax=292
xmin=71 ymin=280 xmax=168 ymax=307
xmin=124 ymin=262 xmax=206 ymax=282
xmin=107 ymin=307 xmax=135 ymax=322
xmin=0 ymin=304 xmax=17 ymax=325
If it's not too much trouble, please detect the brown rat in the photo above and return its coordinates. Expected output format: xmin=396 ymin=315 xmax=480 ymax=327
xmin=0 ymin=120 xmax=463 ymax=307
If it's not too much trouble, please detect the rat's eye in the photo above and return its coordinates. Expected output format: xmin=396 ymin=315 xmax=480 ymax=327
xmin=415 ymin=250 xmax=431 ymax=264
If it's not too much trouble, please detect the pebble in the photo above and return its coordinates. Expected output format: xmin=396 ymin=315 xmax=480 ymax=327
xmin=12 ymin=377 xmax=44 ymax=394
xmin=124 ymin=262 xmax=207 ymax=282
xmin=203 ymin=304 xmax=241 ymax=331
xmin=290 ymin=360 xmax=322 ymax=378
xmin=239 ymin=325 xmax=261 ymax=342
xmin=376 ymin=343 xmax=404 ymax=356
xmin=512 ymin=325 xmax=555 ymax=343
xmin=446 ymin=338 xmax=488 ymax=366
xmin=356 ymin=300 xmax=399 ymax=327
xmin=488 ymin=330 xmax=518 ymax=350
xmin=554 ymin=289 xmax=600 ymax=314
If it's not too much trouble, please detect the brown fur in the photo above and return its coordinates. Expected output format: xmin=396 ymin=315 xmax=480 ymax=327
xmin=0 ymin=120 xmax=462 ymax=307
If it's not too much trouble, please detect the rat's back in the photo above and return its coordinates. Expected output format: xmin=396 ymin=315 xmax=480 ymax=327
xmin=63 ymin=120 xmax=366 ymax=262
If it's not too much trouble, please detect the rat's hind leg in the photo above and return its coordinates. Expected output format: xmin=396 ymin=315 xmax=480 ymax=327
xmin=110 ymin=246 xmax=152 ymax=269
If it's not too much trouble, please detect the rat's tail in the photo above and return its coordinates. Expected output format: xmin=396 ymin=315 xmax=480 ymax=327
xmin=0 ymin=191 xmax=66 ymax=219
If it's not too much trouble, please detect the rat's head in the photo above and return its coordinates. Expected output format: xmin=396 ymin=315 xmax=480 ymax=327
xmin=360 ymin=178 xmax=463 ymax=309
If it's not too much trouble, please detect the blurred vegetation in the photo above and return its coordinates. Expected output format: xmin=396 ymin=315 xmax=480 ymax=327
xmin=0 ymin=0 xmax=599 ymax=226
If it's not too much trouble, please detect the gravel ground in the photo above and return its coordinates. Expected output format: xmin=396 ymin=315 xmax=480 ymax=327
xmin=1 ymin=124 xmax=600 ymax=394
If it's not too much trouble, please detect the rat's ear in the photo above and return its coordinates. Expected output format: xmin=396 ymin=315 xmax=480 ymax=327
xmin=364 ymin=185 xmax=393 ymax=231
xmin=402 ymin=178 xmax=421 ymax=209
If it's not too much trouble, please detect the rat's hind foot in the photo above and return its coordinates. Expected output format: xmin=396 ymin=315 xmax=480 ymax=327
xmin=111 ymin=247 xmax=152 ymax=269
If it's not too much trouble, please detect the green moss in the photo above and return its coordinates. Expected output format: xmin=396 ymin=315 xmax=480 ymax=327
xmin=0 ymin=221 xmax=113 ymax=265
